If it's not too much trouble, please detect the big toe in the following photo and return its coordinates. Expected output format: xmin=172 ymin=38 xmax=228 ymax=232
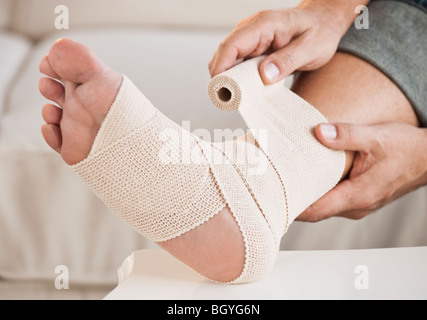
xmin=48 ymin=38 xmax=105 ymax=84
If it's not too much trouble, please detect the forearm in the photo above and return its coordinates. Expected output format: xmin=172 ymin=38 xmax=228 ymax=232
xmin=298 ymin=0 xmax=371 ymax=36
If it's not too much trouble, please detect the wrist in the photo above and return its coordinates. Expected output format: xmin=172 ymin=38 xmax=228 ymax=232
xmin=298 ymin=0 xmax=371 ymax=36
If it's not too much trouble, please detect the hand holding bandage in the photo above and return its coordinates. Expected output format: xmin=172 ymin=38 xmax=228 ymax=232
xmin=298 ymin=122 xmax=427 ymax=221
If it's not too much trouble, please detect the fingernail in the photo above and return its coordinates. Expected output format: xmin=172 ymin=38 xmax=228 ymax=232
xmin=320 ymin=123 xmax=337 ymax=140
xmin=264 ymin=62 xmax=280 ymax=82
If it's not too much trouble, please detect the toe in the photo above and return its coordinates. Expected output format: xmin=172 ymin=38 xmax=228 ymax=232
xmin=42 ymin=103 xmax=63 ymax=125
xmin=39 ymin=55 xmax=61 ymax=80
xmin=48 ymin=38 xmax=103 ymax=84
xmin=39 ymin=77 xmax=65 ymax=106
xmin=41 ymin=124 xmax=62 ymax=153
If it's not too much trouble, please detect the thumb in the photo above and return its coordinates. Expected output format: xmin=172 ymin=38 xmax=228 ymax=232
xmin=315 ymin=123 xmax=377 ymax=152
xmin=259 ymin=35 xmax=311 ymax=84
xmin=296 ymin=179 xmax=357 ymax=222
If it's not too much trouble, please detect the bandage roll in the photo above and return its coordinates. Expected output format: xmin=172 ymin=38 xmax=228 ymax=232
xmin=208 ymin=56 xmax=346 ymax=222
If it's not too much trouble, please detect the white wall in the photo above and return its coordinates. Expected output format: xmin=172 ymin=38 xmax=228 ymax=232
xmin=8 ymin=0 xmax=301 ymax=39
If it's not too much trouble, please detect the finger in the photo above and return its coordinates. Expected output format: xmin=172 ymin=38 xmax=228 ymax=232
xmin=315 ymin=123 xmax=379 ymax=152
xmin=208 ymin=11 xmax=289 ymax=78
xmin=258 ymin=34 xmax=312 ymax=84
xmin=338 ymin=209 xmax=373 ymax=220
xmin=247 ymin=34 xmax=276 ymax=59
xmin=296 ymin=179 xmax=359 ymax=222
xmin=209 ymin=30 xmax=262 ymax=77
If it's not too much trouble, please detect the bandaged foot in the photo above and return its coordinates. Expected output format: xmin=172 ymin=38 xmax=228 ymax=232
xmin=39 ymin=39 xmax=345 ymax=284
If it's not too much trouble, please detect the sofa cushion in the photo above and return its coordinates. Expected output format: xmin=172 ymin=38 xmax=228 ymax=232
xmin=0 ymin=150 xmax=156 ymax=284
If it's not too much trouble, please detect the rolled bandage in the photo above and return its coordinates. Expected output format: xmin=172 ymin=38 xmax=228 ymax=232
xmin=71 ymin=56 xmax=345 ymax=284
xmin=208 ymin=56 xmax=346 ymax=222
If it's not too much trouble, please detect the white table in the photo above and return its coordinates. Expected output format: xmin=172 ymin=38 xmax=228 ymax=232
xmin=105 ymin=247 xmax=427 ymax=300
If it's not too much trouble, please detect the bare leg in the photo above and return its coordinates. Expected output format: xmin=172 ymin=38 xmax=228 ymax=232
xmin=292 ymin=52 xmax=419 ymax=177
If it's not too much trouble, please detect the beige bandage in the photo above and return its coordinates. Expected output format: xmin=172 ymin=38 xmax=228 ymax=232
xmin=71 ymin=57 xmax=345 ymax=284
xmin=208 ymin=56 xmax=346 ymax=222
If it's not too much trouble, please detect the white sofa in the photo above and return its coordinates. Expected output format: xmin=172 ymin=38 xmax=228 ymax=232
xmin=0 ymin=0 xmax=426 ymax=299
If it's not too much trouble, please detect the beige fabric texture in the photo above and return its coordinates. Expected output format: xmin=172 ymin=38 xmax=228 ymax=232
xmin=71 ymin=76 xmax=280 ymax=283
xmin=71 ymin=57 xmax=345 ymax=283
xmin=73 ymin=77 xmax=226 ymax=243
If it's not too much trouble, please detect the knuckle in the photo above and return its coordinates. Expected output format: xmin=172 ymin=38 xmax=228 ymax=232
xmin=344 ymin=125 xmax=359 ymax=145
xmin=306 ymin=213 xmax=321 ymax=223
xmin=299 ymin=206 xmax=321 ymax=222
xmin=253 ymin=10 xmax=284 ymax=27
xmin=239 ymin=10 xmax=271 ymax=26
xmin=372 ymin=127 xmax=388 ymax=151
xmin=256 ymin=10 xmax=274 ymax=19
xmin=217 ymin=39 xmax=237 ymax=56
xmin=358 ymin=193 xmax=380 ymax=211
xmin=235 ymin=17 xmax=249 ymax=28
xmin=346 ymin=184 xmax=374 ymax=211
xmin=218 ymin=34 xmax=241 ymax=52
xmin=218 ymin=39 xmax=230 ymax=50
xmin=266 ymin=10 xmax=282 ymax=22
xmin=349 ymin=211 xmax=371 ymax=220
xmin=308 ymin=209 xmax=324 ymax=222
xmin=254 ymin=37 xmax=273 ymax=55
xmin=370 ymin=138 xmax=382 ymax=153
xmin=275 ymin=51 xmax=295 ymax=70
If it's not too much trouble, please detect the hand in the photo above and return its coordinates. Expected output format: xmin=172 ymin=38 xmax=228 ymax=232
xmin=297 ymin=122 xmax=427 ymax=222
xmin=209 ymin=0 xmax=365 ymax=83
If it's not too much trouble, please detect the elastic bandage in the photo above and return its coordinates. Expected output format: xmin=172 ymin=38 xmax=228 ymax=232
xmin=71 ymin=56 xmax=345 ymax=284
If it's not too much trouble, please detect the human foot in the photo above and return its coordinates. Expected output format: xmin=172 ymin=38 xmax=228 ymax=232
xmin=39 ymin=38 xmax=122 ymax=165
xmin=39 ymin=38 xmax=246 ymax=283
